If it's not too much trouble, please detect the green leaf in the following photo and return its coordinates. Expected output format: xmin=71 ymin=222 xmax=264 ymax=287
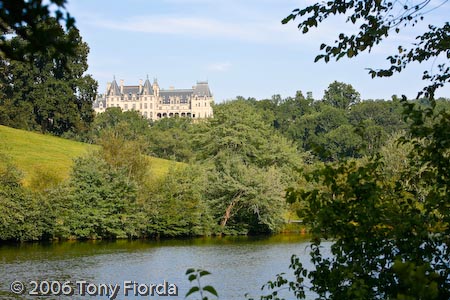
xmin=314 ymin=54 xmax=325 ymax=62
xmin=186 ymin=268 xmax=196 ymax=275
xmin=185 ymin=286 xmax=200 ymax=298
xmin=188 ymin=274 xmax=197 ymax=282
xmin=203 ymin=285 xmax=219 ymax=297
xmin=199 ymin=270 xmax=211 ymax=277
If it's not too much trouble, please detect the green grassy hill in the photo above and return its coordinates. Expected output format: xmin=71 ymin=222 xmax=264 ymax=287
xmin=0 ymin=125 xmax=175 ymax=185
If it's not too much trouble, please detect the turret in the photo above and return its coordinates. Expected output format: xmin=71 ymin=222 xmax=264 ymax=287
xmin=108 ymin=77 xmax=121 ymax=96
xmin=153 ymin=78 xmax=160 ymax=97
xmin=142 ymin=76 xmax=153 ymax=95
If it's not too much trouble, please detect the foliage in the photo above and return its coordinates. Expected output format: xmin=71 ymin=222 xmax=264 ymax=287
xmin=0 ymin=20 xmax=96 ymax=136
xmin=0 ymin=0 xmax=75 ymax=61
xmin=98 ymin=131 xmax=150 ymax=184
xmin=1 ymin=88 xmax=435 ymax=242
xmin=147 ymin=117 xmax=195 ymax=162
xmin=144 ymin=165 xmax=212 ymax=237
xmin=194 ymin=100 xmax=303 ymax=171
xmin=248 ymin=83 xmax=399 ymax=161
xmin=91 ymin=109 xmax=195 ymax=162
xmin=349 ymin=99 xmax=406 ymax=134
xmin=0 ymin=154 xmax=53 ymax=241
xmin=204 ymin=154 xmax=286 ymax=234
xmin=322 ymin=124 xmax=363 ymax=160
xmin=263 ymin=99 xmax=450 ymax=299
xmin=282 ymin=1 xmax=449 ymax=99
xmin=55 ymin=154 xmax=141 ymax=239
xmin=90 ymin=107 xmax=150 ymax=143
xmin=322 ymin=81 xmax=360 ymax=110
xmin=192 ymin=100 xmax=304 ymax=234
xmin=272 ymin=2 xmax=450 ymax=298
xmin=185 ymin=268 xmax=218 ymax=300
xmin=270 ymin=91 xmax=313 ymax=132
xmin=28 ymin=166 xmax=64 ymax=192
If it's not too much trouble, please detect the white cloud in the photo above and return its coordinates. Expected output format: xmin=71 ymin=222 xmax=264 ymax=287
xmin=88 ymin=14 xmax=307 ymax=44
xmin=207 ymin=62 xmax=231 ymax=72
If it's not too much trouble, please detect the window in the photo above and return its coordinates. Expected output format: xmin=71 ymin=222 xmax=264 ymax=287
xmin=144 ymin=103 xmax=147 ymax=109
xmin=124 ymin=104 xmax=128 ymax=110
xmin=132 ymin=104 xmax=136 ymax=110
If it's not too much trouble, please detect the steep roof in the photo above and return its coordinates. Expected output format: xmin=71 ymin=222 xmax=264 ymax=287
xmin=142 ymin=78 xmax=154 ymax=95
xmin=108 ymin=79 xmax=121 ymax=96
xmin=193 ymin=81 xmax=212 ymax=97
xmin=93 ymin=94 xmax=106 ymax=108
xmin=106 ymin=78 xmax=212 ymax=98
xmin=161 ymin=89 xmax=193 ymax=102
xmin=123 ymin=86 xmax=140 ymax=95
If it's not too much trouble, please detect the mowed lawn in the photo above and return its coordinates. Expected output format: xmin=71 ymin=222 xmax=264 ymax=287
xmin=0 ymin=125 xmax=176 ymax=185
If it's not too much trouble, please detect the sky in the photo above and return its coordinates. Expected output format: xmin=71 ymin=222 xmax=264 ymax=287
xmin=66 ymin=0 xmax=450 ymax=102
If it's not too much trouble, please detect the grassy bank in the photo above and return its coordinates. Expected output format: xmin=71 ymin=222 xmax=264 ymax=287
xmin=0 ymin=125 xmax=175 ymax=185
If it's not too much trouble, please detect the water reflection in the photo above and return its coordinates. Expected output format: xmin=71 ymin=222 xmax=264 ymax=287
xmin=0 ymin=235 xmax=321 ymax=300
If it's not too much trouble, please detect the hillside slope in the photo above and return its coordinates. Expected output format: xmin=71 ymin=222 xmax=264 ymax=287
xmin=0 ymin=125 xmax=175 ymax=185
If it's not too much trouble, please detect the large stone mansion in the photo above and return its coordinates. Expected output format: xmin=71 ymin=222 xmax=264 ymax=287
xmin=93 ymin=77 xmax=214 ymax=120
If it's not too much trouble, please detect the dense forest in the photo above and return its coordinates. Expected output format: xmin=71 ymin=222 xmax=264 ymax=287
xmin=2 ymin=70 xmax=449 ymax=241
xmin=0 ymin=17 xmax=449 ymax=242
xmin=2 ymin=2 xmax=450 ymax=298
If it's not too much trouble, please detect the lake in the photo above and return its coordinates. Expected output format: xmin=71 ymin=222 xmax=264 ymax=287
xmin=0 ymin=234 xmax=329 ymax=300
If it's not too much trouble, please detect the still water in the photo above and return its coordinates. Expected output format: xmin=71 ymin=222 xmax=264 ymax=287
xmin=0 ymin=235 xmax=329 ymax=300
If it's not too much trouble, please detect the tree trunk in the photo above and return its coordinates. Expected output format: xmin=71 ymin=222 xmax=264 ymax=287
xmin=220 ymin=192 xmax=242 ymax=228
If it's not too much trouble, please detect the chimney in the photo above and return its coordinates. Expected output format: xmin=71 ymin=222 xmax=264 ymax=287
xmin=139 ymin=79 xmax=143 ymax=93
xmin=120 ymin=79 xmax=124 ymax=94
xmin=169 ymin=86 xmax=174 ymax=90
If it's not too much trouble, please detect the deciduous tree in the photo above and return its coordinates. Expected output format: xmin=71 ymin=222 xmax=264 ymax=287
xmin=323 ymin=81 xmax=360 ymax=110
xmin=0 ymin=0 xmax=76 ymax=60
xmin=260 ymin=1 xmax=450 ymax=298
xmin=0 ymin=21 xmax=96 ymax=135
xmin=282 ymin=0 xmax=449 ymax=99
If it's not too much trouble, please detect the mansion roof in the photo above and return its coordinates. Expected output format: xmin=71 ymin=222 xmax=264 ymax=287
xmin=107 ymin=78 xmax=212 ymax=98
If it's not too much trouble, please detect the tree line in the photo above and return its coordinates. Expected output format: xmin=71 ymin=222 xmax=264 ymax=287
xmin=1 ymin=18 xmax=449 ymax=242
xmin=2 ymin=86 xmax=449 ymax=241
xmin=0 ymin=0 xmax=450 ymax=299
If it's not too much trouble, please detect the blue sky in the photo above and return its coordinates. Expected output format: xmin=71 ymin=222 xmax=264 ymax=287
xmin=66 ymin=0 xmax=450 ymax=102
